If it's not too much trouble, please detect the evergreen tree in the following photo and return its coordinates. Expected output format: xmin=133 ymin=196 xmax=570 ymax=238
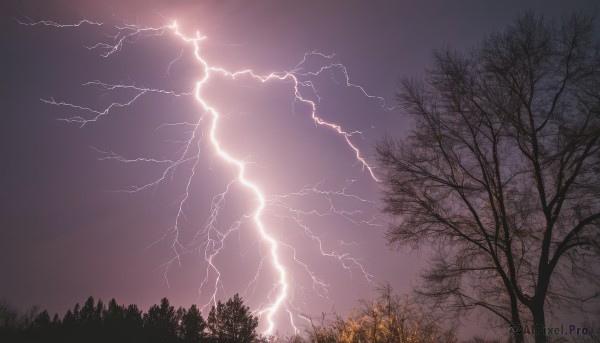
xmin=80 ymin=296 xmax=96 ymax=324
xmin=104 ymin=298 xmax=125 ymax=324
xmin=123 ymin=303 xmax=144 ymax=342
xmin=51 ymin=313 xmax=61 ymax=326
xmin=94 ymin=298 xmax=104 ymax=323
xmin=32 ymin=310 xmax=50 ymax=329
xmin=207 ymin=294 xmax=259 ymax=343
xmin=62 ymin=309 xmax=75 ymax=327
xmin=181 ymin=304 xmax=206 ymax=342
xmin=29 ymin=310 xmax=51 ymax=342
xmin=72 ymin=303 xmax=80 ymax=323
xmin=143 ymin=297 xmax=180 ymax=343
xmin=124 ymin=303 xmax=143 ymax=327
xmin=102 ymin=298 xmax=124 ymax=341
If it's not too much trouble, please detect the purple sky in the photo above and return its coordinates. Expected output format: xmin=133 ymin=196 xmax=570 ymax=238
xmin=1 ymin=0 xmax=598 ymax=337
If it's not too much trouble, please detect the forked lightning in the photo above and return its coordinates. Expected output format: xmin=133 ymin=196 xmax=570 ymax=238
xmin=21 ymin=17 xmax=388 ymax=335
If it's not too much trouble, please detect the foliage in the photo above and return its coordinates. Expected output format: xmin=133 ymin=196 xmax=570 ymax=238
xmin=181 ymin=304 xmax=207 ymax=343
xmin=0 ymin=295 xmax=259 ymax=343
xmin=304 ymin=284 xmax=456 ymax=343
xmin=207 ymin=293 xmax=259 ymax=343
xmin=144 ymin=297 xmax=180 ymax=342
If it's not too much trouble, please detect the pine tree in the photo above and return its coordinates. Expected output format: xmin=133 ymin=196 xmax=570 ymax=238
xmin=181 ymin=304 xmax=206 ymax=342
xmin=207 ymin=294 xmax=259 ymax=343
xmin=143 ymin=297 xmax=179 ymax=343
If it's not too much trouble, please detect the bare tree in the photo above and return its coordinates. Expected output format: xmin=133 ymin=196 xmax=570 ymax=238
xmin=376 ymin=12 xmax=600 ymax=343
xmin=304 ymin=284 xmax=456 ymax=343
xmin=338 ymin=283 xmax=456 ymax=343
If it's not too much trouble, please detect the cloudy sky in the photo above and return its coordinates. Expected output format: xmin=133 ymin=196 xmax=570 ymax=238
xmin=1 ymin=0 xmax=597 ymax=337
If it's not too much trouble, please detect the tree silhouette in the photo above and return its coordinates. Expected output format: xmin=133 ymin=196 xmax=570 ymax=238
xmin=62 ymin=309 xmax=74 ymax=326
xmin=27 ymin=310 xmax=52 ymax=342
xmin=207 ymin=293 xmax=259 ymax=343
xmin=33 ymin=310 xmax=50 ymax=328
xmin=377 ymin=11 xmax=600 ymax=343
xmin=62 ymin=306 xmax=78 ymax=342
xmin=180 ymin=304 xmax=207 ymax=342
xmin=0 ymin=294 xmax=459 ymax=342
xmin=0 ymin=298 xmax=20 ymax=333
xmin=51 ymin=313 xmax=61 ymax=326
xmin=124 ymin=303 xmax=143 ymax=328
xmin=73 ymin=302 xmax=80 ymax=322
xmin=80 ymin=296 xmax=96 ymax=324
xmin=143 ymin=297 xmax=180 ymax=343
xmin=123 ymin=303 xmax=144 ymax=342
xmin=103 ymin=298 xmax=124 ymax=330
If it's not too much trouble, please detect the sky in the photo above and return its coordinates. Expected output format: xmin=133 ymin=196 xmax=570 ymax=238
xmin=1 ymin=0 xmax=598 ymax=338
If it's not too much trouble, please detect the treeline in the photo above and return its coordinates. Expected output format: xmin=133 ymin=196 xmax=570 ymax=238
xmin=1 ymin=286 xmax=491 ymax=342
xmin=0 ymin=294 xmax=263 ymax=343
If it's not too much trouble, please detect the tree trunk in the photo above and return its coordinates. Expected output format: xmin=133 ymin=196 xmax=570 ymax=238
xmin=509 ymin=291 xmax=524 ymax=343
xmin=531 ymin=302 xmax=547 ymax=343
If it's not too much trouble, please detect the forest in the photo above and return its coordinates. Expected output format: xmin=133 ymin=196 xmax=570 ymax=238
xmin=0 ymin=294 xmax=261 ymax=343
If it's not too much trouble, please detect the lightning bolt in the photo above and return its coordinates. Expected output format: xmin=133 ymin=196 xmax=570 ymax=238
xmin=21 ymin=17 xmax=388 ymax=335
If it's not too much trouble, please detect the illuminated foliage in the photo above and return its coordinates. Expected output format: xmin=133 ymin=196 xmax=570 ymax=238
xmin=305 ymin=284 xmax=456 ymax=343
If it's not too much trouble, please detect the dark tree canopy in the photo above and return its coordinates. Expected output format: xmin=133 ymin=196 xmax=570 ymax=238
xmin=207 ymin=293 xmax=260 ymax=343
xmin=144 ymin=297 xmax=179 ymax=343
xmin=0 ymin=295 xmax=262 ymax=343
xmin=180 ymin=304 xmax=207 ymax=343
xmin=377 ymin=11 xmax=600 ymax=343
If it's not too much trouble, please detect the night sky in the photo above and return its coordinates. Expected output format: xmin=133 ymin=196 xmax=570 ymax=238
xmin=1 ymin=0 xmax=598 ymax=337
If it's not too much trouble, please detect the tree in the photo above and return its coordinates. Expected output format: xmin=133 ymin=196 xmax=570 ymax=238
xmin=28 ymin=310 xmax=52 ymax=342
xmin=32 ymin=310 xmax=50 ymax=329
xmin=304 ymin=285 xmax=455 ymax=343
xmin=51 ymin=313 xmax=61 ymax=326
xmin=80 ymin=296 xmax=96 ymax=324
xmin=123 ymin=303 xmax=144 ymax=342
xmin=0 ymin=297 xmax=20 ymax=333
xmin=123 ymin=303 xmax=143 ymax=328
xmin=62 ymin=309 xmax=75 ymax=326
xmin=102 ymin=298 xmax=127 ymax=342
xmin=340 ymin=284 xmax=455 ymax=343
xmin=143 ymin=297 xmax=180 ymax=343
xmin=103 ymin=298 xmax=125 ymax=326
xmin=376 ymin=12 xmax=600 ymax=343
xmin=0 ymin=299 xmax=51 ymax=342
xmin=180 ymin=304 xmax=207 ymax=342
xmin=207 ymin=294 xmax=259 ymax=343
